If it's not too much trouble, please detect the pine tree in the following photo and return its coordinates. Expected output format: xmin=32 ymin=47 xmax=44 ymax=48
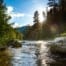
xmin=26 ymin=11 xmax=42 ymax=40
xmin=33 ymin=11 xmax=39 ymax=23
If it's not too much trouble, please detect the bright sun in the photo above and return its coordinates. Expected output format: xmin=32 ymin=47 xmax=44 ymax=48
xmin=38 ymin=8 xmax=45 ymax=23
xmin=38 ymin=9 xmax=45 ymax=23
xmin=39 ymin=11 xmax=44 ymax=22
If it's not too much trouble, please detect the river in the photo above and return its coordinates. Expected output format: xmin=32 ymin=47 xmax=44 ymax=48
xmin=10 ymin=41 xmax=66 ymax=66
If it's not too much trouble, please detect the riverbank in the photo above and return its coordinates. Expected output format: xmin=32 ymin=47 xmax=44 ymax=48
xmin=0 ymin=48 xmax=12 ymax=66
xmin=0 ymin=40 xmax=22 ymax=66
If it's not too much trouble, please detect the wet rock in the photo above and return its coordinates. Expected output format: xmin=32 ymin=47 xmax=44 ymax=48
xmin=7 ymin=40 xmax=22 ymax=48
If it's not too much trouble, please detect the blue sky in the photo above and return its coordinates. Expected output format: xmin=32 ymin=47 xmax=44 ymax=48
xmin=5 ymin=0 xmax=48 ymax=27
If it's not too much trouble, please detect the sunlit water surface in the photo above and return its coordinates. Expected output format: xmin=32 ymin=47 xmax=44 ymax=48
xmin=10 ymin=41 xmax=66 ymax=66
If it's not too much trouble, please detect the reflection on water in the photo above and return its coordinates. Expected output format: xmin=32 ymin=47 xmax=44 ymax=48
xmin=11 ymin=41 xmax=66 ymax=66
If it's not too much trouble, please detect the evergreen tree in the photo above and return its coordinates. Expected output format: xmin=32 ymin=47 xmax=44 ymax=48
xmin=26 ymin=11 xmax=42 ymax=40
xmin=47 ymin=0 xmax=66 ymax=36
xmin=33 ymin=11 xmax=39 ymax=23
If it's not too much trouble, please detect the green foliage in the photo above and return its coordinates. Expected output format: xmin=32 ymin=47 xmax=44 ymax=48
xmin=0 ymin=0 xmax=23 ymax=46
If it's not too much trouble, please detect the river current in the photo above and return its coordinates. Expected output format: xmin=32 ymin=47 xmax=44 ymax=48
xmin=10 ymin=41 xmax=66 ymax=66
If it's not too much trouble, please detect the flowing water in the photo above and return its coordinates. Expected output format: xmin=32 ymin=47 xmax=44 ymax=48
xmin=10 ymin=41 xmax=66 ymax=66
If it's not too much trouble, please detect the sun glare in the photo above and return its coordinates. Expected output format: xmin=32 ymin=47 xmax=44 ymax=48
xmin=39 ymin=11 xmax=44 ymax=22
xmin=37 ymin=9 xmax=46 ymax=23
